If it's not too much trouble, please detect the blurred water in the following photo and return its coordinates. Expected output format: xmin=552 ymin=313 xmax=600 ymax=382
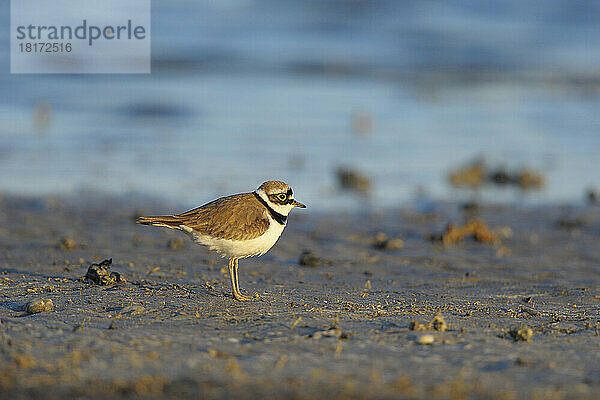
xmin=1 ymin=0 xmax=600 ymax=211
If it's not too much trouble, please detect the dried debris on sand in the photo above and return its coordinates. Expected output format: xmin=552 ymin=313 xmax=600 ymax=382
xmin=82 ymin=258 xmax=125 ymax=285
xmin=371 ymin=232 xmax=404 ymax=250
xmin=586 ymin=188 xmax=597 ymax=204
xmin=506 ymin=326 xmax=534 ymax=342
xmin=167 ymin=238 xmax=185 ymax=250
xmin=336 ymin=166 xmax=372 ymax=194
xmin=449 ymin=160 xmax=485 ymax=187
xmin=429 ymin=219 xmax=500 ymax=246
xmin=409 ymin=312 xmax=447 ymax=332
xmin=351 ymin=109 xmax=375 ymax=135
xmin=409 ymin=321 xmax=428 ymax=331
xmin=514 ymin=168 xmax=545 ymax=190
xmin=307 ymin=319 xmax=349 ymax=340
xmin=58 ymin=237 xmax=77 ymax=251
xmin=429 ymin=313 xmax=447 ymax=332
xmin=555 ymin=216 xmax=589 ymax=231
xmin=448 ymin=159 xmax=545 ymax=190
xmin=117 ymin=305 xmax=146 ymax=318
xmin=299 ymin=250 xmax=320 ymax=266
xmin=298 ymin=250 xmax=332 ymax=267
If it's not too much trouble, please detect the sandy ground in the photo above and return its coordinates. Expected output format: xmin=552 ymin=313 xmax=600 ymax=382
xmin=0 ymin=192 xmax=599 ymax=399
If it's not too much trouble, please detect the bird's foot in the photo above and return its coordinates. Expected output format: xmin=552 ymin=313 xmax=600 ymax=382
xmin=233 ymin=291 xmax=256 ymax=302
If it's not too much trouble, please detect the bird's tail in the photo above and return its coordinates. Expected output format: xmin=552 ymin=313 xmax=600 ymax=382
xmin=136 ymin=215 xmax=182 ymax=229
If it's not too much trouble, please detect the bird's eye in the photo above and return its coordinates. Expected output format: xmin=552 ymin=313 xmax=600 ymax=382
xmin=277 ymin=193 xmax=287 ymax=201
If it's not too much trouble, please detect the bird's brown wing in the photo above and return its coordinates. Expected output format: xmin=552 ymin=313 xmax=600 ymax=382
xmin=138 ymin=193 xmax=270 ymax=241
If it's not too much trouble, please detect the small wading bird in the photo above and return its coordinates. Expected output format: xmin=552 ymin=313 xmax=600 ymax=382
xmin=137 ymin=181 xmax=306 ymax=301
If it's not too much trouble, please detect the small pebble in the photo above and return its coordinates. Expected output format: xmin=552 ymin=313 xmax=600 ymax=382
xmin=26 ymin=298 xmax=54 ymax=314
xmin=59 ymin=237 xmax=77 ymax=251
xmin=416 ymin=334 xmax=435 ymax=345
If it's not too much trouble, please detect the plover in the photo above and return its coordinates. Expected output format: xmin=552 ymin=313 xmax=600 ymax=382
xmin=136 ymin=181 xmax=306 ymax=301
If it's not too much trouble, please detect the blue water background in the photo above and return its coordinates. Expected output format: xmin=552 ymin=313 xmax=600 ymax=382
xmin=1 ymin=0 xmax=599 ymax=210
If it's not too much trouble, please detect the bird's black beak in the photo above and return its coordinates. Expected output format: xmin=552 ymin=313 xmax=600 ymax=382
xmin=291 ymin=199 xmax=306 ymax=208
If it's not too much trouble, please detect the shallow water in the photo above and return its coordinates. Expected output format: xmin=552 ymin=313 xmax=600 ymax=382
xmin=1 ymin=0 xmax=600 ymax=210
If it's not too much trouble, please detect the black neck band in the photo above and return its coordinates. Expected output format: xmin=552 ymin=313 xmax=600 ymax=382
xmin=253 ymin=192 xmax=287 ymax=225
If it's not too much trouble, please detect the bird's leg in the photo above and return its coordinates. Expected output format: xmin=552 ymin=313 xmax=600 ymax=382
xmin=227 ymin=258 xmax=238 ymax=300
xmin=233 ymin=258 xmax=255 ymax=301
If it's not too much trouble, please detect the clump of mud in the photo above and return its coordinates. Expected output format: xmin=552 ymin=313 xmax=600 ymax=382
xmin=515 ymin=169 xmax=544 ymax=189
xmin=448 ymin=159 xmax=545 ymax=190
xmin=351 ymin=109 xmax=375 ymax=135
xmin=410 ymin=312 xmax=447 ymax=332
xmin=58 ymin=237 xmax=77 ymax=251
xmin=371 ymin=232 xmax=404 ymax=250
xmin=430 ymin=313 xmax=447 ymax=332
xmin=336 ymin=166 xmax=372 ymax=194
xmin=429 ymin=219 xmax=500 ymax=246
xmin=555 ymin=217 xmax=589 ymax=231
xmin=82 ymin=259 xmax=125 ymax=285
xmin=26 ymin=298 xmax=54 ymax=314
xmin=167 ymin=238 xmax=185 ymax=250
xmin=461 ymin=201 xmax=480 ymax=213
xmin=586 ymin=188 xmax=598 ymax=204
xmin=449 ymin=160 xmax=485 ymax=187
xmin=298 ymin=251 xmax=331 ymax=267
xmin=506 ymin=326 xmax=534 ymax=342
xmin=299 ymin=250 xmax=320 ymax=266
xmin=409 ymin=321 xmax=428 ymax=331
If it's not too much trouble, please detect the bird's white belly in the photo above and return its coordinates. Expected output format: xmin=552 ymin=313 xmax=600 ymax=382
xmin=181 ymin=220 xmax=285 ymax=259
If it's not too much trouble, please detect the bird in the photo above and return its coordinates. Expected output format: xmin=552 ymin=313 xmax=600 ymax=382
xmin=136 ymin=181 xmax=306 ymax=301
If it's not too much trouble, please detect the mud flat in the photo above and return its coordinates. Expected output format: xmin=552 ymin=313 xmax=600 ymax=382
xmin=1 ymin=193 xmax=599 ymax=399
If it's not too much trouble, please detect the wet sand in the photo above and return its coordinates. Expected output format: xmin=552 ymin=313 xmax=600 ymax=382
xmin=1 ymin=193 xmax=599 ymax=399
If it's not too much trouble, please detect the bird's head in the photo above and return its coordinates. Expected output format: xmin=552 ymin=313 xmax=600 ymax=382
xmin=255 ymin=180 xmax=306 ymax=216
